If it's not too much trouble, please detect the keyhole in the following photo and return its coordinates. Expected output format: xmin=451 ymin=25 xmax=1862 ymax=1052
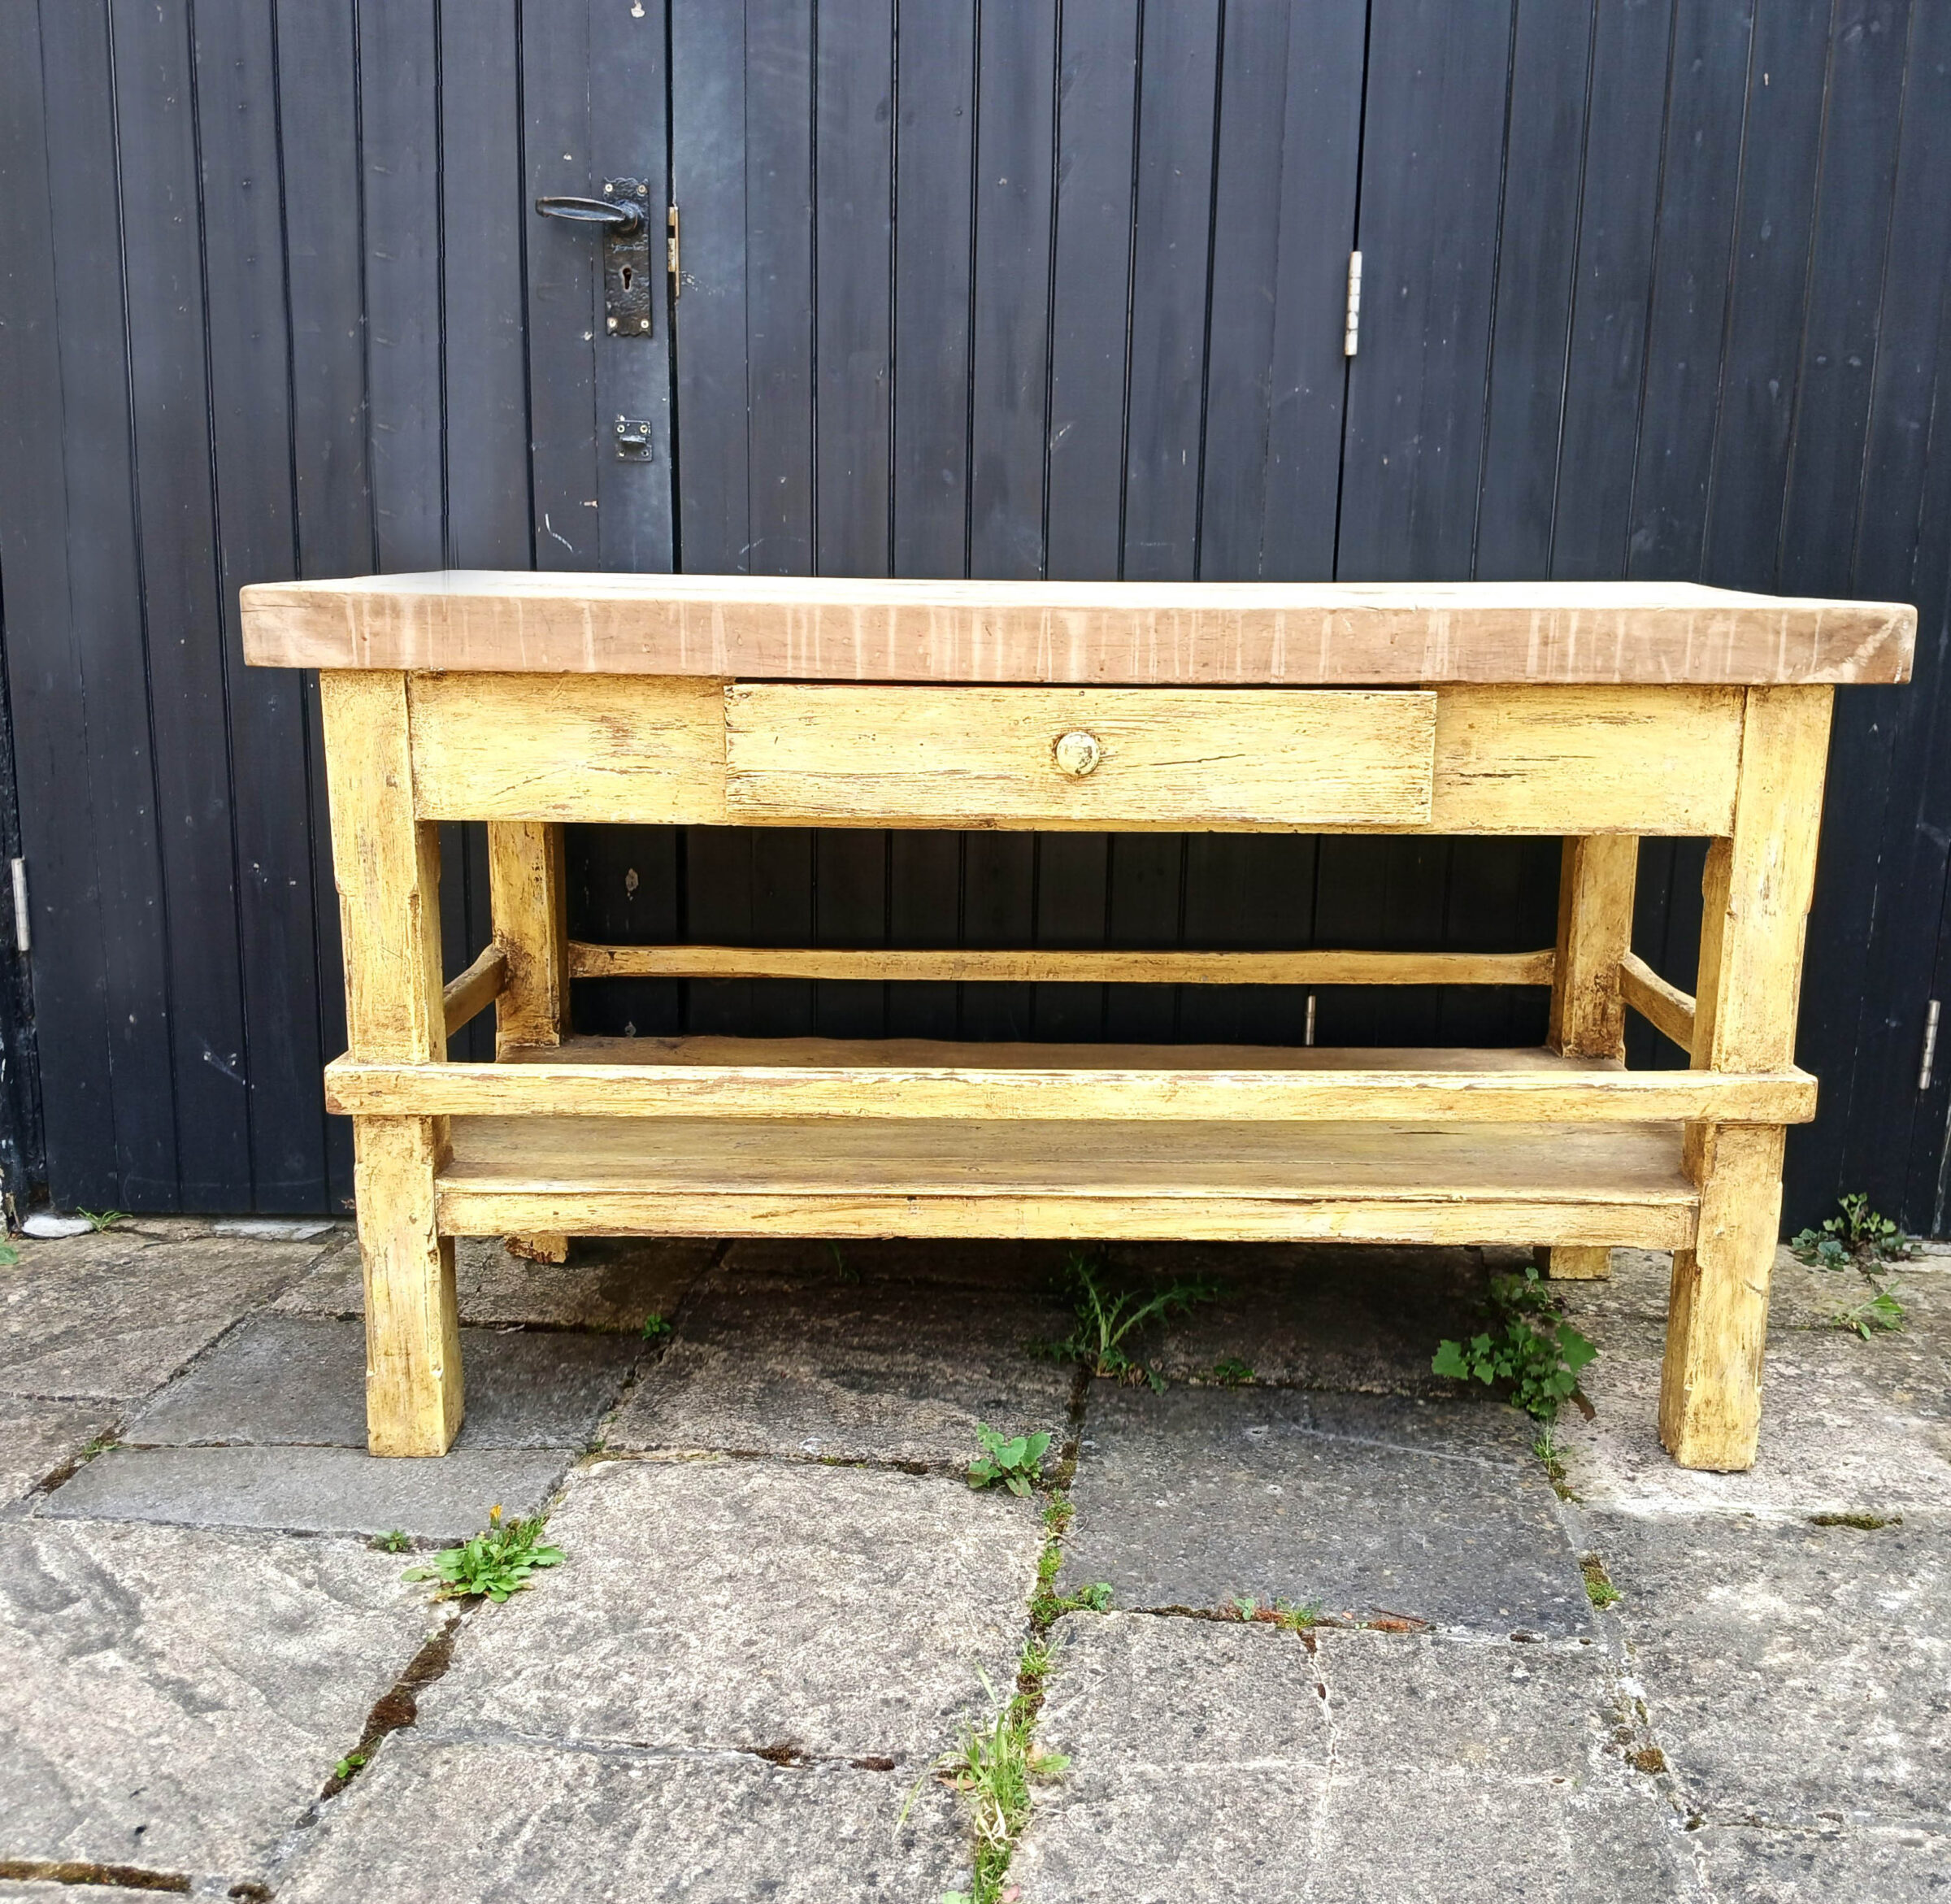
xmin=620 ymin=264 xmax=633 ymax=290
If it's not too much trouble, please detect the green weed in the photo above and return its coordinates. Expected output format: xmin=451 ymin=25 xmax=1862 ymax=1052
xmin=1791 ymin=1192 xmax=1917 ymax=1271
xmin=368 ymin=1529 xmax=411 ymax=1554
xmin=0 ymin=1240 xmax=16 ymax=1267
xmin=1830 ymin=1282 xmax=1907 ymax=1340
xmin=1232 ymin=1593 xmax=1322 ymax=1631
xmin=827 ymin=1241 xmax=860 ymax=1283
xmin=1034 ymin=1250 xmax=1221 ymax=1389
xmin=332 ymin=1751 xmax=367 ymax=1780
xmin=1433 ymin=1264 xmax=1597 ymax=1421
xmin=967 ymin=1424 xmax=1053 ymax=1498
xmin=77 ymin=1209 xmax=126 ymax=1232
xmin=1205 ymin=1355 xmax=1255 ymax=1386
xmin=641 ymin=1311 xmax=672 ymax=1342
xmin=403 ymin=1505 xmax=564 ymax=1603
xmin=930 ymin=1671 xmax=1069 ymax=1904
xmin=1580 ymin=1554 xmax=1622 ymax=1609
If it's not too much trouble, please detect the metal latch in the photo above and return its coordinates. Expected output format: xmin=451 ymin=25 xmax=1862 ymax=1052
xmin=667 ymin=204 xmax=680 ymax=295
xmin=1344 ymin=250 xmax=1362 ymax=357
xmin=614 ymin=415 xmax=654 ymax=463
xmin=533 ymin=180 xmax=654 ymax=337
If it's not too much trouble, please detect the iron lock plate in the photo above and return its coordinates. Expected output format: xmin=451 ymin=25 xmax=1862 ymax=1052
xmin=602 ymin=178 xmax=654 ymax=337
xmin=615 ymin=415 xmax=654 ymax=462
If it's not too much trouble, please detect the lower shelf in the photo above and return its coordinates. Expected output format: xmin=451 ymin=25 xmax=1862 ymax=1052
xmin=437 ymin=1115 xmax=1697 ymax=1248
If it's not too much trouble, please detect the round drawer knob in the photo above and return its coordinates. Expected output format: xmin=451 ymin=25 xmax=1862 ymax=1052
xmin=1053 ymin=729 xmax=1104 ymax=778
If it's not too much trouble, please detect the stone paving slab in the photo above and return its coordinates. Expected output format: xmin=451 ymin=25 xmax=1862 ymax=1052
xmin=275 ymin=1233 xmax=716 ymax=1332
xmin=1063 ymin=1385 xmax=1590 ymax=1636
xmin=0 ymin=1884 xmax=190 ymax=1902
xmin=0 ymin=1519 xmax=433 ymax=1880
xmin=276 ymin=1737 xmax=967 ymax=1904
xmin=609 ymin=1254 xmax=1074 ymax=1465
xmin=0 ymin=1232 xmax=325 ymax=1401
xmin=121 ymin=1315 xmax=637 ymax=1452
xmin=418 ymin=1456 xmax=1040 ymax=1763
xmin=1557 ymin=1315 xmax=1951 ymax=1517
xmin=40 ymin=1444 xmax=568 ymax=1540
xmin=1111 ymin=1242 xmax=1498 ymax=1394
xmin=0 ymin=1397 xmax=115 ymax=1504
xmin=1592 ymin=1510 xmax=1951 ymax=1828
xmin=1015 ymin=1614 xmax=1686 ymax=1903
xmin=1697 ymin=1824 xmax=1951 ymax=1900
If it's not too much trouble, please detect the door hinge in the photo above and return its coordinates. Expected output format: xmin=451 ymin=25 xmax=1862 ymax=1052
xmin=667 ymin=204 xmax=680 ymax=295
xmin=1922 ymin=998 xmax=1941 ymax=1090
xmin=10 ymin=858 xmax=27 ymax=954
xmin=1344 ymin=250 xmax=1362 ymax=358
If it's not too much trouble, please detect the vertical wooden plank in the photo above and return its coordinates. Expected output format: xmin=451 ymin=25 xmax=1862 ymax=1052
xmin=1474 ymin=0 xmax=1592 ymax=580
xmin=567 ymin=823 xmax=681 ymax=1040
xmin=1175 ymin=837 xmax=1317 ymax=1045
xmin=489 ymin=823 xmax=567 ymax=1053
xmin=193 ymin=0 xmax=332 ymax=1212
xmin=815 ymin=0 xmax=893 ymax=577
xmin=593 ymin=0 xmax=676 ymax=572
xmin=812 ymin=831 xmax=888 ymax=1039
xmin=1045 ymin=0 xmax=1141 ymax=580
xmin=1201 ymin=0 xmax=1363 ymax=582
xmin=1549 ymin=0 xmax=1673 ymax=579
xmin=443 ymin=0 xmax=532 ymax=572
xmin=1338 ymin=0 xmax=1515 ymax=580
xmin=1549 ymin=837 xmax=1640 ymax=1058
xmin=1437 ymin=835 xmax=1558 ymax=1049
xmin=359 ymin=0 xmax=444 ymax=574
xmin=968 ymin=2 xmax=1058 ymax=579
xmin=521 ymin=0 xmax=601 ymax=571
xmin=890 ymin=0 xmax=976 ymax=578
xmin=276 ymin=0 xmax=367 ymax=1209
xmin=1627 ymin=0 xmax=1755 ymax=580
xmin=0 ymin=0 xmax=105 ymax=1206
xmin=1031 ymin=835 xmax=1111 ymax=1042
xmin=887 ymin=829 xmax=961 ymax=1040
xmin=36 ymin=0 xmax=180 ymax=1208
xmin=670 ymin=1 xmax=749 ymax=572
xmin=112 ymin=0 xmax=251 ymax=1209
xmin=320 ymin=671 xmax=458 ymax=1454
xmin=1103 ymin=835 xmax=1185 ymax=1043
xmin=1662 ymin=688 xmax=1832 ymax=1468
xmin=747 ymin=0 xmax=815 ymax=576
xmin=1119 ymin=0 xmax=1219 ymax=583
xmin=960 ymin=836 xmax=1036 ymax=1040
xmin=1701 ymin=0 xmax=1832 ymax=589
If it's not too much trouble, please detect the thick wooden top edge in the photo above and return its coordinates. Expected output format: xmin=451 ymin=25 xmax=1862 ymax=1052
xmin=241 ymin=569 xmax=1916 ymax=685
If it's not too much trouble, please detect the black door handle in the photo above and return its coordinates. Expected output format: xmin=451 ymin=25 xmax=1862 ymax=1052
xmin=534 ymin=194 xmax=645 ymax=234
xmin=535 ymin=181 xmax=655 ymax=339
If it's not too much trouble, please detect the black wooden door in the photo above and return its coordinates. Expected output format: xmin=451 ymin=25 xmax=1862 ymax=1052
xmin=4 ymin=0 xmax=1951 ymax=1228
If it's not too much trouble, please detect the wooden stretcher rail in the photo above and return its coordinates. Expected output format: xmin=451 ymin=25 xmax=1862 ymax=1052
xmin=565 ymin=942 xmax=1558 ymax=988
xmin=1618 ymin=951 xmax=1697 ymax=1055
xmin=324 ymin=1053 xmax=1816 ymax=1125
xmin=441 ymin=943 xmax=507 ymax=1037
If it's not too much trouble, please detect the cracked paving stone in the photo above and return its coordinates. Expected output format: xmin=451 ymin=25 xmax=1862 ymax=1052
xmin=121 ymin=1314 xmax=637 ymax=1451
xmin=276 ymin=1737 xmax=967 ymax=1903
xmin=274 ymin=1233 xmax=716 ymax=1332
xmin=0 ymin=1231 xmax=328 ymax=1402
xmin=0 ymin=1886 xmax=195 ymax=1902
xmin=1593 ymin=1511 xmax=1951 ymax=1828
xmin=0 ymin=1519 xmax=435 ymax=1878
xmin=1555 ymin=1314 xmax=1951 ymax=1518
xmin=1013 ymin=1614 xmax=1691 ymax=1902
xmin=38 ymin=1443 xmax=569 ymax=1540
xmin=0 ymin=1397 xmax=116 ymax=1505
xmin=1062 ymin=1385 xmax=1589 ymax=1636
xmin=608 ymin=1252 xmax=1074 ymax=1465
xmin=416 ymin=1456 xmax=1041 ymax=1762
xmin=1109 ymin=1242 xmax=1499 ymax=1395
xmin=1696 ymin=1823 xmax=1951 ymax=1899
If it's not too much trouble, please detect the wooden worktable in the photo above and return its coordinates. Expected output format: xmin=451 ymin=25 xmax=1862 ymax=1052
xmin=243 ymin=573 xmax=1916 ymax=1472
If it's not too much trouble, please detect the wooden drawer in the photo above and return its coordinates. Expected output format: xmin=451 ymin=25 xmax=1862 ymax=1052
xmin=723 ymin=685 xmax=1437 ymax=828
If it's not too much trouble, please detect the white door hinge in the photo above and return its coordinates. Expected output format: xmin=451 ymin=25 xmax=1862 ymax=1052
xmin=10 ymin=859 xmax=27 ymax=954
xmin=667 ymin=204 xmax=680 ymax=294
xmin=1922 ymin=998 xmax=1940 ymax=1090
xmin=1344 ymin=250 xmax=1362 ymax=357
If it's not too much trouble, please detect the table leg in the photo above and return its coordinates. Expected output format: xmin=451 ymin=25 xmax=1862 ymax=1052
xmin=321 ymin=671 xmax=465 ymax=1454
xmin=489 ymin=820 xmax=570 ymax=1265
xmin=1659 ymin=686 xmax=1831 ymax=1470
xmin=1542 ymin=834 xmax=1639 ymax=1280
